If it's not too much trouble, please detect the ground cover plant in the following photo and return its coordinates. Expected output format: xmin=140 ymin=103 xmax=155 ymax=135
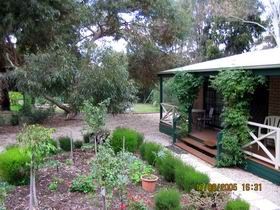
xmin=225 ymin=199 xmax=250 ymax=210
xmin=155 ymin=188 xmax=181 ymax=210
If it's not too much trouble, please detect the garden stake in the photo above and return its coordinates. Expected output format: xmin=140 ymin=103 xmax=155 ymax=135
xmin=122 ymin=136 xmax=125 ymax=152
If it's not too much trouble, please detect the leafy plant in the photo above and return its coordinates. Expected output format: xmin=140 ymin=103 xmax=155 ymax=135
xmin=211 ymin=70 xmax=265 ymax=166
xmin=156 ymin=151 xmax=184 ymax=182
xmin=225 ymin=199 xmax=250 ymax=210
xmin=81 ymin=143 xmax=94 ymax=151
xmin=155 ymin=188 xmax=181 ymax=210
xmin=10 ymin=113 xmax=19 ymax=126
xmin=171 ymin=72 xmax=203 ymax=136
xmin=70 ymin=175 xmax=96 ymax=193
xmin=16 ymin=124 xmax=56 ymax=209
xmin=128 ymin=159 xmax=153 ymax=184
xmin=175 ymin=164 xmax=209 ymax=192
xmin=0 ymin=147 xmax=30 ymax=185
xmin=48 ymin=182 xmax=58 ymax=192
xmin=18 ymin=107 xmax=53 ymax=124
xmin=83 ymin=133 xmax=91 ymax=143
xmin=139 ymin=142 xmax=162 ymax=165
xmin=58 ymin=136 xmax=71 ymax=152
xmin=111 ymin=127 xmax=143 ymax=153
xmin=65 ymin=159 xmax=73 ymax=166
xmin=0 ymin=181 xmax=15 ymax=209
xmin=74 ymin=140 xmax=83 ymax=149
xmin=128 ymin=200 xmax=148 ymax=210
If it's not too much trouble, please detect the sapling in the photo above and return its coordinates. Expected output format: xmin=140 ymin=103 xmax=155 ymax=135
xmin=17 ymin=124 xmax=55 ymax=210
xmin=82 ymin=99 xmax=110 ymax=153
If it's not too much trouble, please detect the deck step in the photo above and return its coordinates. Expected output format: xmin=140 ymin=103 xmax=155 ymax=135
xmin=246 ymin=156 xmax=280 ymax=172
xmin=180 ymin=137 xmax=217 ymax=156
xmin=175 ymin=142 xmax=216 ymax=165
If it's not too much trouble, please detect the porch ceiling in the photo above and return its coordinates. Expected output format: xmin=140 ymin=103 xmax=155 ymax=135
xmin=158 ymin=48 xmax=280 ymax=75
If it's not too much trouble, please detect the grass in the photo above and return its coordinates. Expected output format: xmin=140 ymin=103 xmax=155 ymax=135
xmin=133 ymin=103 xmax=159 ymax=113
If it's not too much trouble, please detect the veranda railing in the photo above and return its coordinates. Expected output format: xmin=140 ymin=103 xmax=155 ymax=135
xmin=243 ymin=121 xmax=280 ymax=170
xmin=160 ymin=103 xmax=179 ymax=125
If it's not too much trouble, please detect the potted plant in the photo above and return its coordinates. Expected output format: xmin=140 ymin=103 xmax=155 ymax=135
xmin=141 ymin=174 xmax=159 ymax=192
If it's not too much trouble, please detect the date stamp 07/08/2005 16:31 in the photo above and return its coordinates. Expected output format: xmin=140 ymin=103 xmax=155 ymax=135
xmin=196 ymin=183 xmax=262 ymax=192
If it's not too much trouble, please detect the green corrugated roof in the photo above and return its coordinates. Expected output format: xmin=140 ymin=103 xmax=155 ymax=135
xmin=159 ymin=48 xmax=280 ymax=75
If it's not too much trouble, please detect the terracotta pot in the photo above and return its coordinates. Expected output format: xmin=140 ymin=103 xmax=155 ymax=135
xmin=141 ymin=174 xmax=159 ymax=192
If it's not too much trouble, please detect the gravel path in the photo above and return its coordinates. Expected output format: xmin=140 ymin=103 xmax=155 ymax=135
xmin=1 ymin=113 xmax=279 ymax=207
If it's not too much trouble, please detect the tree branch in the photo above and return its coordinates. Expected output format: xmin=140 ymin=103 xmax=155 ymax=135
xmin=229 ymin=15 xmax=278 ymax=45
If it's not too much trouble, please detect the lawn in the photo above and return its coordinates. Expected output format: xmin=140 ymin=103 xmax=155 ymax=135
xmin=133 ymin=103 xmax=159 ymax=113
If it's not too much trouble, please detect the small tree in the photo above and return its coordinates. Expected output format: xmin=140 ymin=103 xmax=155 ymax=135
xmin=17 ymin=125 xmax=56 ymax=210
xmin=83 ymin=99 xmax=110 ymax=152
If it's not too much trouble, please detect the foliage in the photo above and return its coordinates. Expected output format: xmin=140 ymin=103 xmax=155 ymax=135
xmin=0 ymin=147 xmax=30 ymax=185
xmin=91 ymin=142 xmax=134 ymax=197
xmin=225 ymin=199 xmax=250 ymax=210
xmin=128 ymin=199 xmax=148 ymax=210
xmin=111 ymin=127 xmax=144 ymax=153
xmin=156 ymin=151 xmax=184 ymax=182
xmin=151 ymin=79 xmax=179 ymax=106
xmin=58 ymin=136 xmax=72 ymax=152
xmin=70 ymin=175 xmax=96 ymax=193
xmin=81 ymin=143 xmax=94 ymax=151
xmin=10 ymin=113 xmax=19 ymax=126
xmin=16 ymin=124 xmax=56 ymax=164
xmin=83 ymin=133 xmax=91 ymax=143
xmin=155 ymin=188 xmax=181 ymax=210
xmin=139 ymin=142 xmax=162 ymax=166
xmin=128 ymin=159 xmax=153 ymax=184
xmin=18 ymin=107 xmax=53 ymax=124
xmin=0 ymin=181 xmax=15 ymax=209
xmin=48 ymin=182 xmax=58 ymax=192
xmin=211 ymin=70 xmax=265 ymax=166
xmin=175 ymin=164 xmax=209 ymax=192
xmin=171 ymin=72 xmax=203 ymax=136
xmin=74 ymin=141 xmax=83 ymax=149
xmin=8 ymin=92 xmax=23 ymax=111
xmin=83 ymin=99 xmax=109 ymax=140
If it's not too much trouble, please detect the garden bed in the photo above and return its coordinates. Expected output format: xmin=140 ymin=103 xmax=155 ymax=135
xmin=4 ymin=148 xmax=230 ymax=210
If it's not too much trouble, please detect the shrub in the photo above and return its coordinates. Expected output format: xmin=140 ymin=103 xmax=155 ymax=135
xmin=10 ymin=113 xmax=19 ymax=126
xmin=58 ymin=136 xmax=72 ymax=151
xmin=47 ymin=139 xmax=58 ymax=154
xmin=19 ymin=107 xmax=52 ymax=124
xmin=70 ymin=175 xmax=96 ymax=193
xmin=175 ymin=164 xmax=209 ymax=192
xmin=83 ymin=133 xmax=91 ymax=143
xmin=156 ymin=152 xmax=184 ymax=182
xmin=155 ymin=189 xmax=181 ymax=210
xmin=225 ymin=199 xmax=250 ymax=210
xmin=128 ymin=200 xmax=148 ymax=210
xmin=139 ymin=142 xmax=162 ymax=165
xmin=0 ymin=147 xmax=30 ymax=185
xmin=111 ymin=127 xmax=143 ymax=153
xmin=74 ymin=140 xmax=83 ymax=149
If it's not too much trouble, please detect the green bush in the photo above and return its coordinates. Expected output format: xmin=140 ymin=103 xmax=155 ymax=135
xmin=111 ymin=127 xmax=143 ymax=153
xmin=0 ymin=147 xmax=30 ymax=185
xmin=10 ymin=113 xmax=19 ymax=126
xmin=156 ymin=152 xmax=184 ymax=182
xmin=19 ymin=107 xmax=52 ymax=124
xmin=155 ymin=189 xmax=181 ymax=210
xmin=70 ymin=175 xmax=96 ymax=193
xmin=83 ymin=133 xmax=91 ymax=143
xmin=58 ymin=136 xmax=72 ymax=151
xmin=225 ymin=199 xmax=250 ymax=210
xmin=175 ymin=164 xmax=209 ymax=192
xmin=47 ymin=139 xmax=58 ymax=154
xmin=139 ymin=142 xmax=162 ymax=165
xmin=74 ymin=140 xmax=83 ymax=149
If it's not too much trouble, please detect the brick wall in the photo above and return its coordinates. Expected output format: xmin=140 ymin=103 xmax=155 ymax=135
xmin=268 ymin=76 xmax=280 ymax=115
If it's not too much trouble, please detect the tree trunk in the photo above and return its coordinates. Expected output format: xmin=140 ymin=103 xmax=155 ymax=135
xmin=43 ymin=95 xmax=77 ymax=119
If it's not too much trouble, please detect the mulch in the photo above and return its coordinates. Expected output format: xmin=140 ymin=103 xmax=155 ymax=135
xmin=4 ymin=149 xmax=229 ymax=210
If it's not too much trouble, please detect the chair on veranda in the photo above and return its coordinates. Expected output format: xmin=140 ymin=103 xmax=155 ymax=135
xmin=258 ymin=116 xmax=280 ymax=147
xmin=197 ymin=107 xmax=214 ymax=129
